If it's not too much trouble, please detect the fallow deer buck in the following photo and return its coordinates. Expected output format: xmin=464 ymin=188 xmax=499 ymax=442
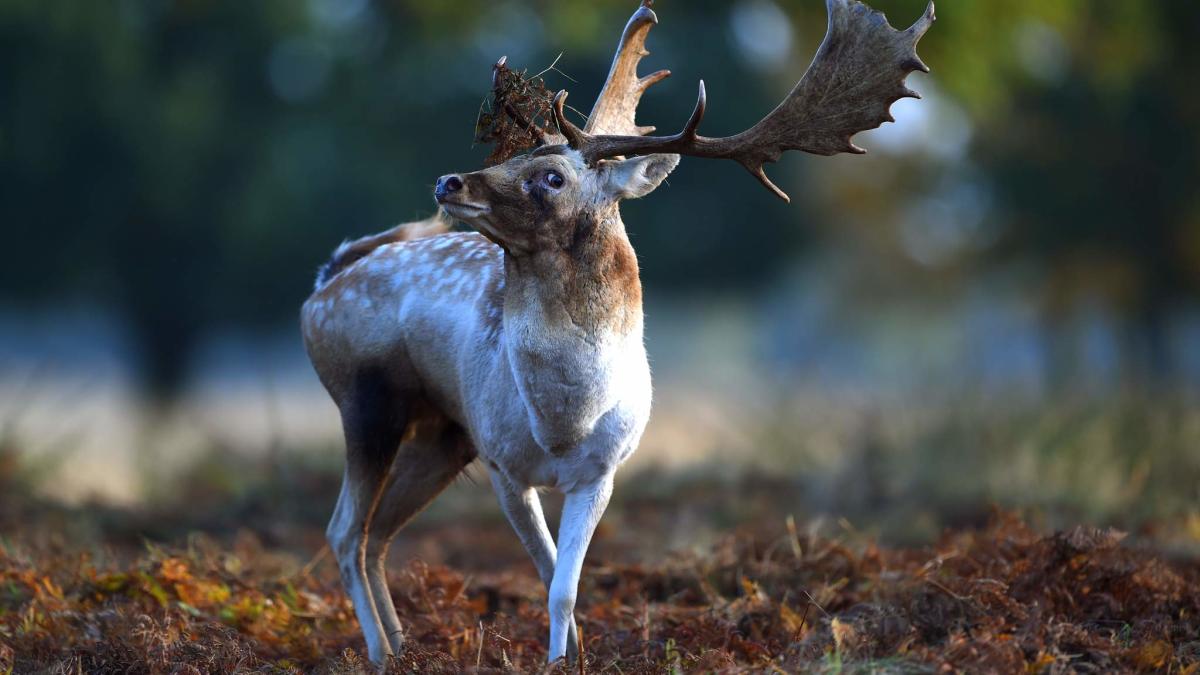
xmin=302 ymin=0 xmax=933 ymax=665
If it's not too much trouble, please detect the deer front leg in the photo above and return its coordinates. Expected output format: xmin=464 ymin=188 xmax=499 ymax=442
xmin=490 ymin=473 xmax=579 ymax=660
xmin=547 ymin=476 xmax=614 ymax=662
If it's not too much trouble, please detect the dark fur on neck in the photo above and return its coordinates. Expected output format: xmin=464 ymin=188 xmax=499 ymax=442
xmin=505 ymin=208 xmax=642 ymax=338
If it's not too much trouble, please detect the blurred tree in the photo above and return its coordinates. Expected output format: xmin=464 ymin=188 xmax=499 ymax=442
xmin=967 ymin=1 xmax=1200 ymax=382
xmin=1 ymin=0 xmax=1197 ymax=394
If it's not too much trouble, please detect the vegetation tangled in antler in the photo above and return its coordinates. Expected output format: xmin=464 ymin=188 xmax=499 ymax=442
xmin=474 ymin=58 xmax=562 ymax=167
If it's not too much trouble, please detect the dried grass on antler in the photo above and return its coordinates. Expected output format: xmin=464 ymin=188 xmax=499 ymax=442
xmin=474 ymin=57 xmax=565 ymax=167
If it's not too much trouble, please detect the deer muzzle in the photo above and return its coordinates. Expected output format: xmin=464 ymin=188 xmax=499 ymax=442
xmin=434 ymin=174 xmax=464 ymax=202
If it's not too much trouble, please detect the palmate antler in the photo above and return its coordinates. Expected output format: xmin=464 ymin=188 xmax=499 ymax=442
xmin=553 ymin=0 xmax=936 ymax=202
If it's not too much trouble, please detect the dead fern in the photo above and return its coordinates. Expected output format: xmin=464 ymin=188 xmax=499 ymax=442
xmin=475 ymin=57 xmax=561 ymax=166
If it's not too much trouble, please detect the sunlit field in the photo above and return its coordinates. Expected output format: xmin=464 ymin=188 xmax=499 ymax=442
xmin=3 ymin=381 xmax=1198 ymax=672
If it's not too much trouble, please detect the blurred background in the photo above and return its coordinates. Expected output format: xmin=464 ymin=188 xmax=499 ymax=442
xmin=1 ymin=0 xmax=1198 ymax=550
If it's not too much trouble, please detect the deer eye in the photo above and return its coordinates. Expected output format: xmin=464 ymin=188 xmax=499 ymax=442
xmin=543 ymin=171 xmax=565 ymax=189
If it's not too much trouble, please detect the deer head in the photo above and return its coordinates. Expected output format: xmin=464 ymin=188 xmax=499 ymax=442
xmin=434 ymin=2 xmax=678 ymax=255
xmin=434 ymin=148 xmax=677 ymax=255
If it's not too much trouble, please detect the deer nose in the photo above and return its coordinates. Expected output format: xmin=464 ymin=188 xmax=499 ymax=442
xmin=435 ymin=174 xmax=464 ymax=201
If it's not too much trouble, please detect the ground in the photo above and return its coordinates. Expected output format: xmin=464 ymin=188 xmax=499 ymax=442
xmin=2 ymin=448 xmax=1198 ymax=674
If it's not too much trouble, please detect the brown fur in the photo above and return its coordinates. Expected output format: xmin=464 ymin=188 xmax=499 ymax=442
xmin=443 ymin=150 xmax=656 ymax=338
xmin=315 ymin=210 xmax=452 ymax=289
xmin=507 ymin=208 xmax=642 ymax=337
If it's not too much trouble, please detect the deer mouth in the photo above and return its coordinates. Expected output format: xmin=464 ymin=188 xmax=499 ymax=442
xmin=438 ymin=199 xmax=492 ymax=219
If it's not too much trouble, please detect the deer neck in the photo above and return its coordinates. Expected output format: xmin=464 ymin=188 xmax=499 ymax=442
xmin=502 ymin=209 xmax=642 ymax=344
xmin=498 ymin=208 xmax=644 ymax=455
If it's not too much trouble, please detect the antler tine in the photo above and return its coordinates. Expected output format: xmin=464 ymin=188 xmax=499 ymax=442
xmin=746 ymin=165 xmax=789 ymax=203
xmin=585 ymin=1 xmax=670 ymax=136
xmin=492 ymin=55 xmax=507 ymax=88
xmin=904 ymin=2 xmax=936 ymax=73
xmin=559 ymin=0 xmax=935 ymax=202
xmin=552 ymin=90 xmax=589 ymax=149
xmin=910 ymin=1 xmax=936 ymax=41
xmin=680 ymin=80 xmax=706 ymax=141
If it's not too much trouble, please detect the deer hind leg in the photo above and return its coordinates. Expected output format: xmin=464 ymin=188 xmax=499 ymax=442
xmin=327 ymin=368 xmax=410 ymax=666
xmin=366 ymin=415 xmax=475 ymax=654
xmin=489 ymin=472 xmax=579 ymax=661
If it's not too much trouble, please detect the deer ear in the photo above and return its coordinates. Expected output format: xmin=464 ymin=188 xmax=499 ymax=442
xmin=601 ymin=154 xmax=680 ymax=200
